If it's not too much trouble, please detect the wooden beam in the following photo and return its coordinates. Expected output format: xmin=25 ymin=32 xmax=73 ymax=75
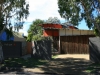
xmin=58 ymin=30 xmax=61 ymax=54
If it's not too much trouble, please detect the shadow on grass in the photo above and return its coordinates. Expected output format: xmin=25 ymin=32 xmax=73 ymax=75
xmin=0 ymin=57 xmax=47 ymax=74
xmin=1 ymin=57 xmax=100 ymax=75
xmin=34 ymin=58 xmax=93 ymax=75
xmin=86 ymin=62 xmax=100 ymax=74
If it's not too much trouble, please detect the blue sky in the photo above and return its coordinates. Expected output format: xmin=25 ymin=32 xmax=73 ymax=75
xmin=19 ymin=0 xmax=89 ymax=36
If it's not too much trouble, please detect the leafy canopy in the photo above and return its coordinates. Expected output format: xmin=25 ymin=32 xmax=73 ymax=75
xmin=0 ymin=0 xmax=29 ymax=32
xmin=27 ymin=19 xmax=44 ymax=41
xmin=46 ymin=17 xmax=61 ymax=24
xmin=58 ymin=0 xmax=100 ymax=35
xmin=27 ymin=17 xmax=62 ymax=41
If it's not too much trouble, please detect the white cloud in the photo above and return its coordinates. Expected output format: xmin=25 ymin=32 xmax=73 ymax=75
xmin=25 ymin=0 xmax=65 ymax=22
xmin=22 ymin=0 xmax=65 ymax=35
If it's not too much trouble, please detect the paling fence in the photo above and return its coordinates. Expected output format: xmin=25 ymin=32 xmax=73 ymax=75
xmin=2 ymin=40 xmax=51 ymax=60
xmin=1 ymin=35 xmax=96 ymax=59
xmin=60 ymin=35 xmax=95 ymax=54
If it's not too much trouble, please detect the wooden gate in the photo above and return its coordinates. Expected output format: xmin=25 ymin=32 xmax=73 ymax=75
xmin=60 ymin=35 xmax=95 ymax=54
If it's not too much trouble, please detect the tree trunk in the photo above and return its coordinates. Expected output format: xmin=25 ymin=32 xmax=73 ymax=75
xmin=81 ymin=0 xmax=100 ymax=36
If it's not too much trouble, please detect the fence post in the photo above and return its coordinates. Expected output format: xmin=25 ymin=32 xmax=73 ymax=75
xmin=58 ymin=34 xmax=60 ymax=54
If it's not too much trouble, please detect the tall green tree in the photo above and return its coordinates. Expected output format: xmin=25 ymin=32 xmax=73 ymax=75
xmin=46 ymin=17 xmax=61 ymax=24
xmin=27 ymin=19 xmax=44 ymax=41
xmin=0 ymin=0 xmax=29 ymax=32
xmin=58 ymin=0 xmax=100 ymax=36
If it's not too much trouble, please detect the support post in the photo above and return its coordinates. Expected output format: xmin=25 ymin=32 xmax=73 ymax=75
xmin=59 ymin=34 xmax=60 ymax=54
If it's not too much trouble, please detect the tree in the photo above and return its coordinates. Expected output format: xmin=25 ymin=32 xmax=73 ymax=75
xmin=46 ymin=17 xmax=61 ymax=24
xmin=0 ymin=16 xmax=5 ymax=32
xmin=14 ymin=22 xmax=24 ymax=32
xmin=0 ymin=0 xmax=29 ymax=63
xmin=27 ymin=19 xmax=44 ymax=41
xmin=0 ymin=0 xmax=29 ymax=32
xmin=58 ymin=0 xmax=100 ymax=36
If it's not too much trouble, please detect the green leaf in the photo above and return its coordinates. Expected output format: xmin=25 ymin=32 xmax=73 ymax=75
xmin=58 ymin=0 xmax=100 ymax=36
xmin=27 ymin=19 xmax=44 ymax=41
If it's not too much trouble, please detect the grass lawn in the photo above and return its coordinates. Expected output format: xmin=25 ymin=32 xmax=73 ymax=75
xmin=1 ymin=58 xmax=48 ymax=68
xmin=85 ymin=63 xmax=100 ymax=73
xmin=1 ymin=55 xmax=58 ymax=68
xmin=52 ymin=54 xmax=58 ymax=59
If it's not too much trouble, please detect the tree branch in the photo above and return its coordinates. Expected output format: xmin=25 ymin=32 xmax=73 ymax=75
xmin=80 ymin=0 xmax=100 ymax=36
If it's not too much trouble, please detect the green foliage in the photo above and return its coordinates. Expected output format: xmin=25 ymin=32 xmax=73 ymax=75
xmin=94 ymin=28 xmax=99 ymax=36
xmin=5 ymin=28 xmax=13 ymax=40
xmin=0 ymin=16 xmax=5 ymax=31
xmin=0 ymin=0 xmax=29 ymax=21
xmin=2 ymin=58 xmax=47 ymax=68
xmin=14 ymin=22 xmax=24 ymax=32
xmin=0 ymin=0 xmax=29 ymax=32
xmin=58 ymin=0 xmax=82 ymax=26
xmin=0 ymin=15 xmax=13 ymax=40
xmin=58 ymin=0 xmax=100 ymax=35
xmin=85 ymin=63 xmax=100 ymax=73
xmin=46 ymin=17 xmax=61 ymax=24
xmin=27 ymin=19 xmax=44 ymax=41
xmin=32 ymin=35 xmax=43 ymax=41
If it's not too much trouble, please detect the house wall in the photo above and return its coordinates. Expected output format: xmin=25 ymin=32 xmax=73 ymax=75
xmin=14 ymin=37 xmax=26 ymax=41
xmin=59 ymin=29 xmax=94 ymax=36
xmin=43 ymin=29 xmax=59 ymax=37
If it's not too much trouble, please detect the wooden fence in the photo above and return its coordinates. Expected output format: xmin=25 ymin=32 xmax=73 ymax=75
xmin=23 ymin=35 xmax=95 ymax=55
xmin=26 ymin=42 xmax=32 ymax=54
xmin=60 ymin=35 xmax=95 ymax=54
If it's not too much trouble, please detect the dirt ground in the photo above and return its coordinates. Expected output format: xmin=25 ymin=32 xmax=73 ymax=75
xmin=24 ymin=54 xmax=92 ymax=75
